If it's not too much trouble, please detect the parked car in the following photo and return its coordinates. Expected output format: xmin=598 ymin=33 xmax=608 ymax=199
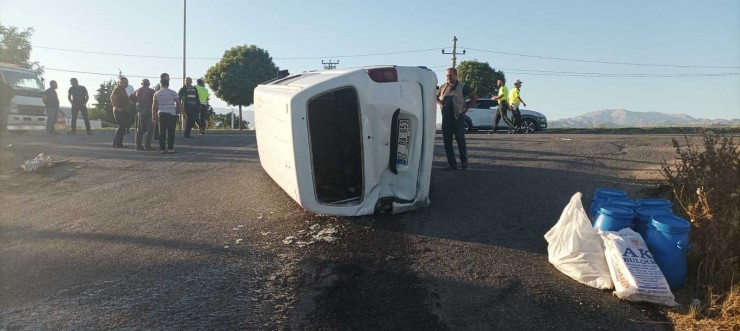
xmin=463 ymin=99 xmax=547 ymax=134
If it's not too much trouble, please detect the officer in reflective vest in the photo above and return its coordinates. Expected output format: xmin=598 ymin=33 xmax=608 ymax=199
xmin=195 ymin=78 xmax=210 ymax=135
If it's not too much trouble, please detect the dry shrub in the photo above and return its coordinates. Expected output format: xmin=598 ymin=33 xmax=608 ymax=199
xmin=660 ymin=129 xmax=740 ymax=324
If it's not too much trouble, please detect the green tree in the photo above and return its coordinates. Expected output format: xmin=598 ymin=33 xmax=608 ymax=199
xmin=456 ymin=60 xmax=505 ymax=98
xmin=0 ymin=24 xmax=43 ymax=75
xmin=90 ymin=79 xmax=116 ymax=126
xmin=205 ymin=45 xmax=276 ymax=130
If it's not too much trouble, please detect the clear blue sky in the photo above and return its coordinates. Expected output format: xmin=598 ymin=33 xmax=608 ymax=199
xmin=1 ymin=0 xmax=738 ymax=120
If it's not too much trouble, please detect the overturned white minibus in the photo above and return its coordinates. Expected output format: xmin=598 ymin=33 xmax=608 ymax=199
xmin=254 ymin=66 xmax=437 ymax=216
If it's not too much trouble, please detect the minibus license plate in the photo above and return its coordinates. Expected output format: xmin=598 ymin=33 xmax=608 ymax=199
xmin=397 ymin=119 xmax=410 ymax=166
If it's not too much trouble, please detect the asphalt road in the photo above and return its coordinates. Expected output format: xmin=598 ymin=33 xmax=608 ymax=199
xmin=0 ymin=130 xmax=685 ymax=330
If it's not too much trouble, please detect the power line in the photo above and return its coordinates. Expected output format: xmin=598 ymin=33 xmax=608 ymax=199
xmin=498 ymin=67 xmax=740 ymax=77
xmin=45 ymin=67 xmax=152 ymax=79
xmin=461 ymin=46 xmax=740 ymax=69
xmin=37 ymin=44 xmax=739 ymax=69
xmin=35 ymin=45 xmax=443 ymax=61
xmin=430 ymin=66 xmax=740 ymax=78
xmin=46 ymin=65 xmax=740 ymax=81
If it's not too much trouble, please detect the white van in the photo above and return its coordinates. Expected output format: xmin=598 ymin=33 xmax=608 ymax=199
xmin=254 ymin=66 xmax=438 ymax=216
xmin=0 ymin=63 xmax=47 ymax=132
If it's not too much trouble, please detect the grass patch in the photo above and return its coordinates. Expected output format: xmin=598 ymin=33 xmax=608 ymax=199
xmin=659 ymin=129 xmax=739 ymax=328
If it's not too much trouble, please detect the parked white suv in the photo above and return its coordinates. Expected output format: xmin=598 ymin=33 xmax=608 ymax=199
xmin=464 ymin=99 xmax=547 ymax=134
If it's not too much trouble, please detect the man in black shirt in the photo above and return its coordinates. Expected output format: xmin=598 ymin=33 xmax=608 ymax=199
xmin=43 ymin=80 xmax=60 ymax=134
xmin=436 ymin=68 xmax=478 ymax=171
xmin=67 ymin=78 xmax=92 ymax=134
xmin=178 ymin=77 xmax=201 ymax=138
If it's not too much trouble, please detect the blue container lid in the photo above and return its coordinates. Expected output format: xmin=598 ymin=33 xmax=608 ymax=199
xmin=594 ymin=188 xmax=628 ymax=199
xmin=598 ymin=205 xmax=635 ymax=218
xmin=636 ymin=207 xmax=673 ymax=222
xmin=638 ymin=198 xmax=673 ymax=208
xmin=607 ymin=198 xmax=641 ymax=209
xmin=651 ymin=214 xmax=691 ymax=234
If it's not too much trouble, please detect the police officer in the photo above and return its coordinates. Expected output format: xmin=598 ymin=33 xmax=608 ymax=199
xmin=178 ymin=77 xmax=200 ymax=138
xmin=195 ymin=78 xmax=210 ymax=135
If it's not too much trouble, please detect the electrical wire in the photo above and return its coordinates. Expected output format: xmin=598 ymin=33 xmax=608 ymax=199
xmin=45 ymin=67 xmax=151 ymax=79
xmin=35 ymin=46 xmax=444 ymax=61
xmin=461 ymin=46 xmax=740 ymax=69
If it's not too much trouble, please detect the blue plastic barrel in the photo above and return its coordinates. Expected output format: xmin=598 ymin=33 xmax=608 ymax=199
xmin=638 ymin=198 xmax=673 ymax=209
xmin=593 ymin=205 xmax=635 ymax=231
xmin=607 ymin=198 xmax=641 ymax=212
xmin=590 ymin=188 xmax=628 ymax=218
xmin=645 ymin=214 xmax=691 ymax=290
xmin=634 ymin=207 xmax=673 ymax=239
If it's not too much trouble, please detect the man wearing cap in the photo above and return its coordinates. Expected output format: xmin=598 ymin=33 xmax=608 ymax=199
xmin=436 ymin=68 xmax=478 ymax=171
xmin=508 ymin=79 xmax=527 ymax=133
xmin=134 ymin=79 xmax=156 ymax=150
xmin=195 ymin=78 xmax=210 ymax=135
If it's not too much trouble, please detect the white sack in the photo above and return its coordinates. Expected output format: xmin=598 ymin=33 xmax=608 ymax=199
xmin=21 ymin=153 xmax=55 ymax=172
xmin=600 ymin=228 xmax=678 ymax=306
xmin=545 ymin=192 xmax=614 ymax=289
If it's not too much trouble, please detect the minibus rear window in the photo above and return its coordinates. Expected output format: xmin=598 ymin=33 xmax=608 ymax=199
xmin=307 ymin=87 xmax=363 ymax=204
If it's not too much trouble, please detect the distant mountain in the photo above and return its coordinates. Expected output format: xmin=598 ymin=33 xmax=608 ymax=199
xmin=550 ymin=109 xmax=740 ymax=128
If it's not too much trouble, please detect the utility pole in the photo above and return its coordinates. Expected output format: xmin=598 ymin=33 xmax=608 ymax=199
xmin=183 ymin=0 xmax=187 ymax=85
xmin=182 ymin=0 xmax=188 ymax=130
xmin=321 ymin=60 xmax=339 ymax=70
xmin=441 ymin=36 xmax=465 ymax=68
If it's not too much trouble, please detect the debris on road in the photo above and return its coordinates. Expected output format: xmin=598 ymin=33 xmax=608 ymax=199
xmin=313 ymin=227 xmax=338 ymax=243
xmin=282 ymin=225 xmax=340 ymax=247
xmin=236 ymin=239 xmax=243 ymax=245
xmin=21 ymin=153 xmax=57 ymax=172
xmin=261 ymin=231 xmax=271 ymax=236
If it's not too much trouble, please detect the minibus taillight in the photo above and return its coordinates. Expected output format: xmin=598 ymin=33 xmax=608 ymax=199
xmin=366 ymin=67 xmax=398 ymax=83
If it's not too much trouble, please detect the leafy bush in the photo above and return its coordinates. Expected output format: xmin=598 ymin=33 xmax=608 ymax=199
xmin=661 ymin=130 xmax=739 ymax=324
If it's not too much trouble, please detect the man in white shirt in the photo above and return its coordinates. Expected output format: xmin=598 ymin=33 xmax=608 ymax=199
xmin=152 ymin=79 xmax=183 ymax=154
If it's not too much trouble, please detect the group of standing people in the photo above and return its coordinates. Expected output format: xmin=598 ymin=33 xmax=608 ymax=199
xmin=40 ymin=73 xmax=211 ymax=153
xmin=42 ymin=78 xmax=93 ymax=135
xmin=109 ymin=73 xmax=211 ymax=153
xmin=436 ymin=67 xmax=527 ymax=171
